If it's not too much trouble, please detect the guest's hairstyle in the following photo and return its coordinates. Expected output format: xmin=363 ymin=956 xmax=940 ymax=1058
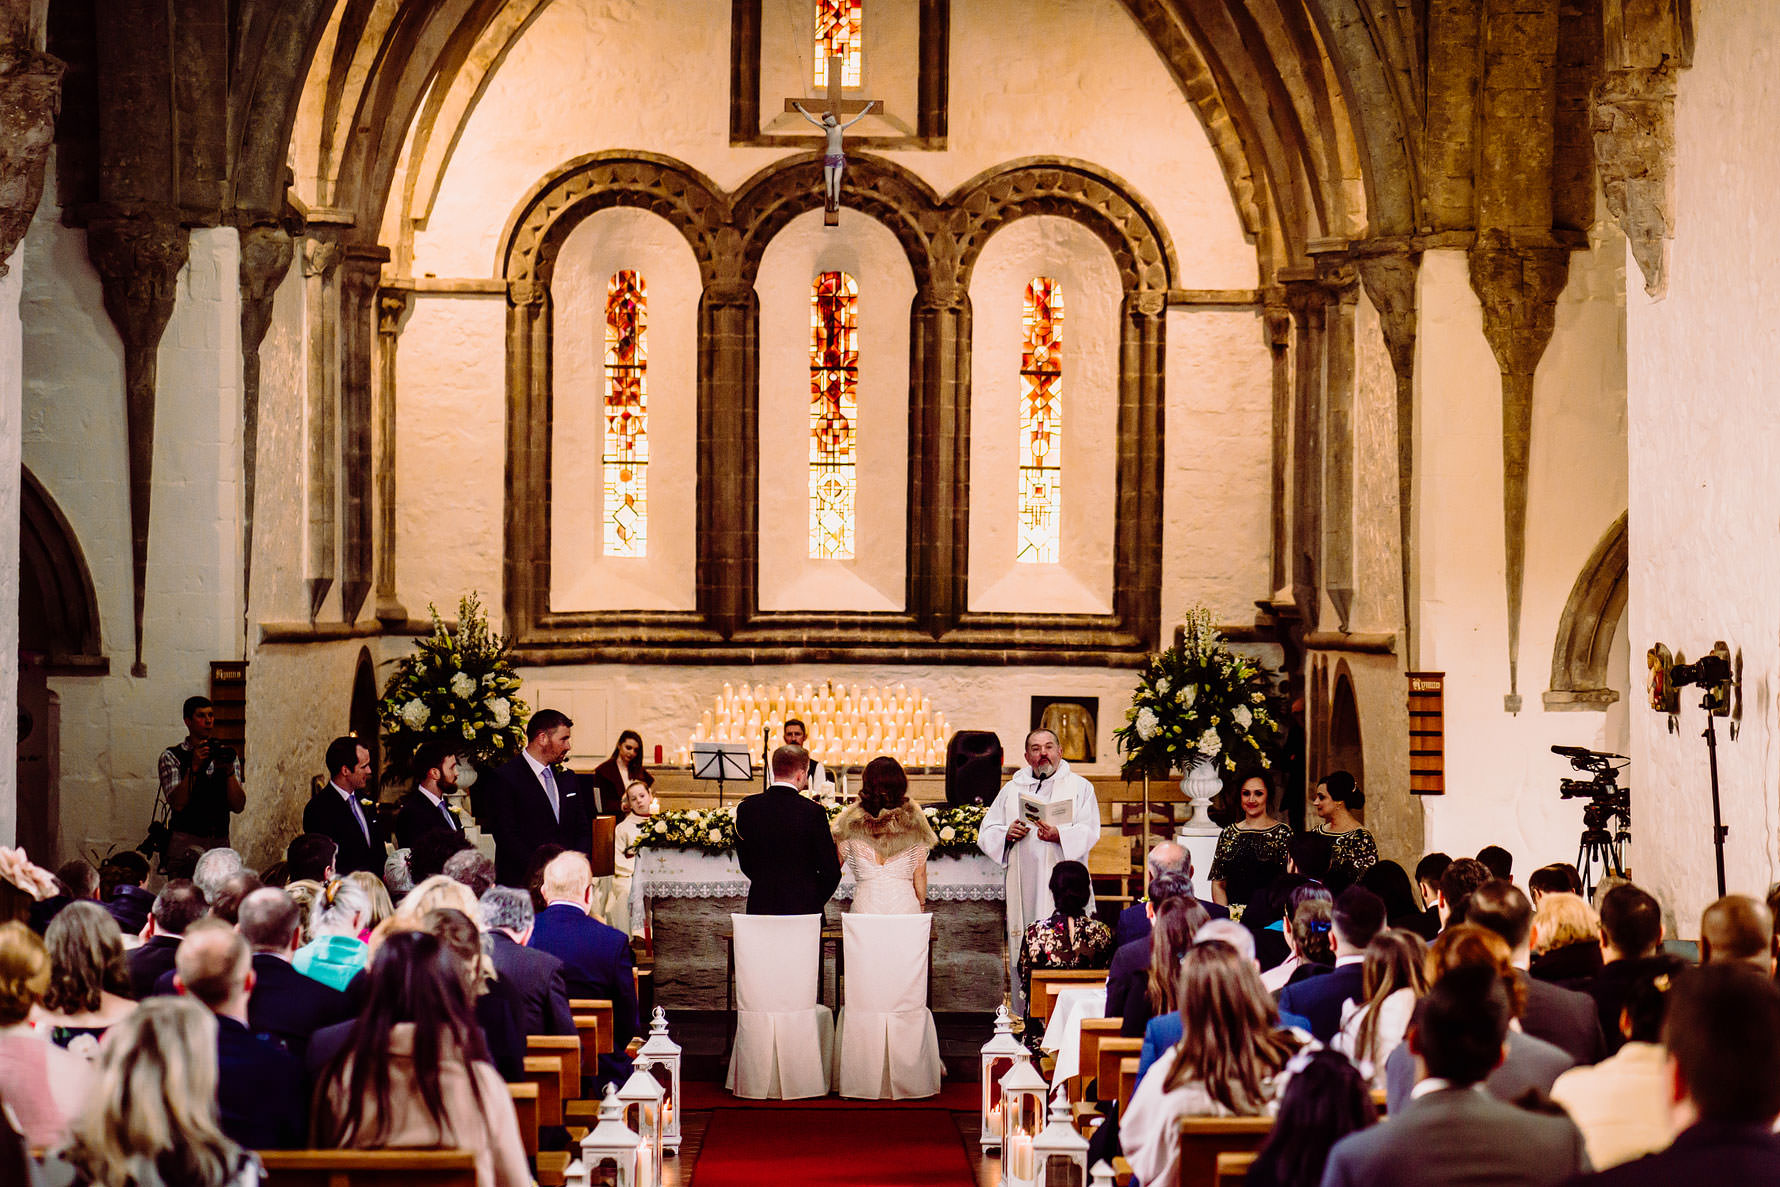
xmin=1163 ymin=941 xmax=1300 ymax=1112
xmin=1247 ymin=873 xmax=1312 ymax=932
xmin=1475 ymin=845 xmax=1513 ymax=881
xmin=769 ymin=744 xmax=811 ymax=782
xmin=527 ymin=844 xmax=568 ymax=913
xmin=151 ymin=879 xmax=209 ymax=935
xmin=173 ymin=920 xmax=251 ymax=1009
xmin=43 ymin=901 xmax=130 ymax=1014
xmin=1290 ymin=898 xmax=1336 ymax=967
xmin=98 ymin=851 xmax=150 ymax=899
xmin=365 ymin=915 xmax=426 ymax=960
xmin=412 ymin=739 xmax=456 ymax=782
xmin=1195 ymin=918 xmax=1256 ymax=963
xmin=208 ymin=872 xmax=262 ymax=925
xmin=182 ymin=695 xmax=213 ymax=720
xmin=401 ymin=874 xmax=485 ymax=928
xmin=1287 ymin=834 xmax=1331 ymax=881
xmin=1665 ymin=964 xmax=1780 ymax=1123
xmin=1620 ymin=957 xmax=1683 ymax=1045
xmin=1146 ymin=894 xmax=1213 ymax=1012
xmin=423 ymin=907 xmax=493 ymax=997
xmin=1318 ymin=771 xmax=1362 ymax=811
xmin=312 ymin=930 xmax=490 ymax=1147
xmin=1599 ymin=883 xmax=1663 ymax=957
xmin=284 ymin=881 xmax=324 ymax=944
xmin=608 ymin=730 xmax=647 ymax=778
xmin=1414 ymin=852 xmax=1452 ymax=889
xmin=1412 ymin=964 xmax=1511 ymax=1086
xmin=259 ymin=860 xmax=290 ymax=888
xmin=57 ymin=859 xmax=100 ymax=900
xmin=442 ymin=849 xmax=497 ymax=899
xmin=858 ymin=756 xmax=910 ymax=815
xmin=526 ymin=708 xmax=573 ymax=741
xmin=1246 ymin=1048 xmax=1376 ymax=1187
xmin=1353 ymin=930 xmax=1429 ymax=1071
xmin=286 ymin=833 xmax=338 ymax=884
xmin=57 ymin=997 xmax=241 ymax=1187
xmin=410 ymin=827 xmax=475 ymax=883
xmin=0 ymin=921 xmax=51 ymax=1025
xmin=1438 ymin=858 xmax=1491 ymax=921
xmin=1144 ymin=842 xmax=1189 ymax=884
xmin=1529 ymin=863 xmax=1584 ymax=900
xmin=480 ymin=887 xmax=534 ymax=936
xmin=236 ymin=889 xmax=301 ymax=951
xmin=541 ymin=850 xmax=594 ymax=902
xmin=312 ymin=878 xmax=371 ymax=939
xmin=1701 ymin=894 xmax=1774 ymax=967
xmin=1358 ymin=860 xmax=1420 ymax=919
xmin=344 ymin=870 xmax=394 ymax=929
xmin=1048 ymin=860 xmax=1092 ymax=918
xmin=1146 ymin=871 xmax=1196 ymax=912
xmin=325 ymin=735 xmax=366 ymax=779
xmin=1333 ymin=887 xmax=1387 ymax=951
xmin=1531 ymin=892 xmax=1599 ymax=955
xmin=383 ymin=849 xmax=415 ymax=898
xmin=190 ymin=848 xmax=244 ymax=904
xmin=1427 ymin=924 xmax=1526 ymax=1018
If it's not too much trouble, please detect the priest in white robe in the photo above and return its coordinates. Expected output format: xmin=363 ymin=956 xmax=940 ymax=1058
xmin=977 ymin=728 xmax=1101 ymax=1012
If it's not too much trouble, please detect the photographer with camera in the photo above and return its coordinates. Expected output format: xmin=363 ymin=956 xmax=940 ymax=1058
xmin=158 ymin=696 xmax=246 ymax=876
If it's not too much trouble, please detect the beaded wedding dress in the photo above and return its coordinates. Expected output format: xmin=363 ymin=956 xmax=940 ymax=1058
xmin=843 ymin=840 xmax=927 ymax=915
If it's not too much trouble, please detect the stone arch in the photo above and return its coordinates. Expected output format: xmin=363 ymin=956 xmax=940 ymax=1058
xmin=731 ymin=153 xmax=942 ymax=290
xmin=349 ymin=646 xmax=380 ymax=779
xmin=1327 ymin=660 xmax=1365 ymax=816
xmin=20 ymin=467 xmax=105 ymax=674
xmin=1545 ymin=512 xmax=1628 ymax=711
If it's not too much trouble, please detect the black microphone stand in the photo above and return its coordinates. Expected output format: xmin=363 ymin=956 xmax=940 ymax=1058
xmin=1702 ymin=690 xmax=1728 ymax=898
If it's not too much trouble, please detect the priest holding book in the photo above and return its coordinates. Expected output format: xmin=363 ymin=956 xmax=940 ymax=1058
xmin=979 ymin=728 xmax=1102 ymax=1011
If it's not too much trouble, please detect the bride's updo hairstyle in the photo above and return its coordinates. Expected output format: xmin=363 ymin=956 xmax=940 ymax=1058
xmin=859 ymin=756 xmax=910 ymax=816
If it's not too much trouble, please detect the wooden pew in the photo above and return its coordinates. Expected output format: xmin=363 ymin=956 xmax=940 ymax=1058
xmin=1028 ymin=969 xmax=1106 ymax=1023
xmin=507 ymin=1081 xmax=540 ymax=1160
xmin=257 ymin=1150 xmax=476 ymax=1187
xmin=520 ymin=1054 xmax=565 ymax=1126
xmin=527 ymin=1034 xmax=583 ymax=1093
xmin=1178 ymin=1117 xmax=1273 ymax=1187
xmin=1214 ymin=1151 xmax=1257 ymax=1187
xmin=1116 ymin=1056 xmax=1141 ymax=1116
xmin=569 ymin=998 xmax=616 ymax=1059
xmin=1076 ymin=1016 xmax=1124 ymax=1099
xmin=1095 ymin=1037 xmax=1142 ymax=1105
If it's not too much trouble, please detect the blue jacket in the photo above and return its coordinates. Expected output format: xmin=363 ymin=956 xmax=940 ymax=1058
xmin=215 ymin=1014 xmax=307 ymax=1149
xmin=294 ymin=934 xmax=368 ymax=992
xmin=1138 ymin=1006 xmax=1313 ymax=1081
xmin=528 ymin=902 xmax=638 ymax=1085
xmin=1277 ymin=959 xmax=1366 ymax=1041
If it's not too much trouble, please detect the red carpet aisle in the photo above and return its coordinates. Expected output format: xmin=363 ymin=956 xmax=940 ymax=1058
xmin=691 ymin=1107 xmax=976 ymax=1187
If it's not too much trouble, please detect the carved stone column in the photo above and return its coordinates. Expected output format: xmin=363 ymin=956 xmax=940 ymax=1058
xmin=504 ymin=278 xmax=550 ymax=641
xmin=237 ymin=222 xmax=293 ymax=628
xmin=337 ymin=246 xmax=386 ymax=624
xmin=0 ymin=40 xmax=61 ymax=272
xmin=1356 ymin=251 xmax=1423 ymax=663
xmin=375 ymin=289 xmax=410 ymax=626
xmin=1316 ymin=260 xmax=1360 ymax=633
xmin=909 ymin=279 xmax=970 ymax=635
xmin=301 ymin=237 xmax=342 ymax=620
xmin=1264 ymin=302 xmax=1292 ymax=597
xmin=1119 ymin=289 xmax=1167 ymax=647
xmin=698 ymin=278 xmax=759 ymax=639
xmin=87 ymin=210 xmax=189 ymax=677
xmin=1285 ymin=281 xmax=1327 ymax=632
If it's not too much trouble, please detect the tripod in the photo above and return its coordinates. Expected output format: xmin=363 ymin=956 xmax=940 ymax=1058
xmin=1576 ymin=823 xmax=1626 ymax=901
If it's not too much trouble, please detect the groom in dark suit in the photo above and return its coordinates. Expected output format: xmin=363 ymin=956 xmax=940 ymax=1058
xmin=483 ymin=709 xmax=592 ymax=887
xmin=734 ymin=745 xmax=842 ymax=915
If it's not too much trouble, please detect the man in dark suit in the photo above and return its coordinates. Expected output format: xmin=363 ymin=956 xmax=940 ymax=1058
xmin=127 ymin=878 xmax=206 ymax=998
xmin=1586 ymin=883 xmax=1682 ymax=1057
xmin=235 ymin=887 xmax=352 ymax=1057
xmin=483 ymin=708 xmax=592 ymax=887
xmin=301 ymin=735 xmax=384 ymax=875
xmin=528 ymin=850 xmax=638 ymax=1086
xmin=480 ymin=885 xmax=576 ymax=1036
xmin=1574 ymin=964 xmax=1780 ymax=1185
xmin=1112 ymin=842 xmax=1228 ymax=948
xmin=1105 ymin=872 xmax=1195 ymax=1031
xmin=734 ymin=744 xmax=842 ymax=916
xmin=1323 ymin=965 xmax=1590 ymax=1186
xmin=1279 ymin=885 xmax=1386 ymax=1041
xmin=1467 ymin=878 xmax=1606 ymax=1065
xmin=173 ymin=920 xmax=308 ymax=1150
xmin=393 ymin=738 xmax=468 ymax=852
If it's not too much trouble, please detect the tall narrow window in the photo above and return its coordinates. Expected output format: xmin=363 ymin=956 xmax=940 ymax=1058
xmin=810 ymin=271 xmax=859 ymax=559
xmin=814 ymin=0 xmax=863 ymax=88
xmin=1018 ymin=278 xmax=1063 ymax=563
xmin=603 ymin=270 xmax=648 ymax=557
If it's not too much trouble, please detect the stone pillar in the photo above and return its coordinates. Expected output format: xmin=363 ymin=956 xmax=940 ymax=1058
xmin=337 ymin=246 xmax=386 ymax=624
xmin=1286 ymin=281 xmax=1326 ymax=631
xmin=698 ymin=279 xmax=758 ymax=639
xmin=374 ymin=289 xmax=409 ymax=626
xmin=503 ymin=279 xmax=550 ymax=639
xmin=301 ymin=238 xmax=342 ymax=620
xmin=1356 ymin=252 xmax=1422 ymax=662
xmin=1318 ymin=263 xmax=1359 ymax=633
xmin=1264 ymin=302 xmax=1293 ymax=598
xmin=908 ymin=280 xmax=969 ymax=635
xmin=1118 ymin=289 xmax=1167 ymax=646
xmin=237 ymin=222 xmax=293 ymax=634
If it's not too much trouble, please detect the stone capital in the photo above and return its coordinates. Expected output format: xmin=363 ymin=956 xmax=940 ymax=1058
xmin=302 ymin=237 xmax=343 ymax=279
xmin=1127 ymin=290 xmax=1168 ymax=318
xmin=0 ymin=43 xmax=62 ymax=273
xmin=508 ymin=277 xmax=547 ymax=307
xmin=701 ymin=280 xmax=755 ymax=309
xmin=377 ymin=290 xmax=410 ymax=336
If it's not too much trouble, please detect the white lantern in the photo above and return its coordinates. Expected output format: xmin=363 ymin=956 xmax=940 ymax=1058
xmin=980 ymin=1003 xmax=1030 ymax=1149
xmin=571 ymin=1086 xmax=643 ymax=1187
xmin=617 ymin=1066 xmax=664 ymax=1187
xmin=633 ymin=1006 xmax=683 ymax=1153
xmin=999 ymin=1058 xmax=1051 ymax=1187
xmin=1033 ymin=1087 xmax=1091 ymax=1187
xmin=1089 ymin=1160 xmax=1116 ymax=1187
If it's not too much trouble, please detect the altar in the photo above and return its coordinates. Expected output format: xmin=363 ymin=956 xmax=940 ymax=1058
xmin=633 ymin=849 xmax=1006 ymax=1012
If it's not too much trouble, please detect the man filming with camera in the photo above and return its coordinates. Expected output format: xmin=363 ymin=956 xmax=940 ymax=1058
xmin=158 ymin=695 xmax=246 ymax=876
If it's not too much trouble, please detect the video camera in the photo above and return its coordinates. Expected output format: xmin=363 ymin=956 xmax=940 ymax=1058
xmin=1553 ymin=744 xmax=1629 ymax=835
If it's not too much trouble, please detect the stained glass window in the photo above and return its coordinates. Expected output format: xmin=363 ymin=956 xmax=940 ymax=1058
xmin=1018 ymin=278 xmax=1063 ymax=563
xmin=814 ymin=0 xmax=863 ymax=88
xmin=602 ymin=270 xmax=647 ymax=557
xmin=810 ymin=271 xmax=859 ymax=560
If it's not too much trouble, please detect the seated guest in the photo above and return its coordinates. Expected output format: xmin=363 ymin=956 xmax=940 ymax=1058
xmin=311 ymin=931 xmax=530 ymax=1187
xmin=283 ymin=879 xmax=324 ymax=944
xmin=1122 ymin=941 xmax=1307 ymax=1186
xmin=1476 ymin=844 xmax=1513 ymax=883
xmin=1700 ymin=893 xmax=1775 ymax=973
xmin=172 ymin=920 xmax=307 ymax=1149
xmin=444 ymin=849 xmax=498 ymax=900
xmin=425 ymin=907 xmax=526 ymax=1081
xmin=383 ymin=849 xmax=415 ymax=900
xmin=38 ymin=998 xmax=260 ymax=1187
xmin=1529 ymin=862 xmax=1584 ymax=904
xmin=1016 ymin=860 xmax=1114 ymax=1036
xmin=258 ymin=860 xmax=289 ymax=888
xmin=98 ymin=851 xmax=154 ymax=937
xmin=399 ymin=873 xmax=486 ymax=922
xmin=1467 ymin=878 xmax=1605 ymax=1064
xmin=1114 ymin=844 xmax=1225 ymax=948
xmin=1333 ymin=928 xmax=1428 ymax=1088
xmin=1106 ymin=878 xmax=1207 ymax=1038
xmin=393 ymin=739 xmax=469 ymax=852
xmin=1585 ymin=883 xmax=1680 ymax=1057
xmin=526 ymin=844 xmax=568 ymax=915
xmin=1139 ymin=920 xmax=1312 ymax=1078
xmin=29 ymin=861 xmax=99 ymax=935
xmin=1245 ymin=872 xmax=1312 ymax=972
xmin=528 ymin=850 xmax=639 ymax=1084
xmin=1322 ymin=965 xmax=1589 ymax=1187
xmin=234 ymin=887 xmax=351 ymax=1056
xmin=205 ymin=871 xmax=261 ymax=926
xmin=1550 ymin=962 xmax=1680 ymax=1170
xmin=0 ymin=922 xmax=94 ymax=1148
xmin=1409 ymin=852 xmax=1451 ymax=940
xmin=1359 ymin=860 xmax=1425 ymax=936
xmin=33 ymin=903 xmax=135 ymax=1060
xmin=1287 ymin=832 xmax=1331 ymax=885
xmin=409 ymin=826 xmax=475 ymax=886
xmin=344 ymin=869 xmax=394 ymax=936
xmin=480 ymin=887 xmax=576 ymax=1037
xmin=1280 ymin=886 xmax=1387 ymax=1041
xmin=285 ymin=832 xmax=338 ymax=884
xmin=294 ymin=878 xmax=371 ymax=990
xmin=1530 ymin=891 xmax=1604 ymax=984
xmin=1245 ymin=1048 xmax=1376 ymax=1187
xmin=190 ymin=847 xmax=245 ymax=907
xmin=127 ymin=878 xmax=206 ymax=999
xmin=1436 ymin=856 xmax=1490 ymax=930
xmin=1383 ymin=924 xmax=1574 ymax=1114
xmin=1571 ymin=964 xmax=1780 ymax=1185
xmin=1261 ymin=887 xmax=1335 ymax=992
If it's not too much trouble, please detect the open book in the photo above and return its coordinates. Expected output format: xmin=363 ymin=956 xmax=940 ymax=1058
xmin=1020 ymin=793 xmax=1072 ymax=827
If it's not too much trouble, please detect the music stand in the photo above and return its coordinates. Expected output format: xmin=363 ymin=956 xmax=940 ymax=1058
xmin=692 ymin=741 xmax=753 ymax=807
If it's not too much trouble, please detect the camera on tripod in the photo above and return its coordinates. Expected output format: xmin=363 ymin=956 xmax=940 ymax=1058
xmin=1553 ymin=744 xmax=1630 ymax=894
xmin=1670 ymin=652 xmax=1731 ymax=689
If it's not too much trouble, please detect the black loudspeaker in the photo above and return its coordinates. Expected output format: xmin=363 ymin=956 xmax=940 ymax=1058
xmin=946 ymin=730 xmax=1004 ymax=807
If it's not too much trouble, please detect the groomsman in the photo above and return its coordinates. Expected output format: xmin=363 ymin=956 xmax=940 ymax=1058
xmin=301 ymin=737 xmax=384 ymax=876
xmin=484 ymin=709 xmax=592 ymax=887
xmin=392 ymin=739 xmax=468 ymax=851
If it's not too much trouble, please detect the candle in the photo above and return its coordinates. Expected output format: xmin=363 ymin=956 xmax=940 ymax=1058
xmin=1007 ymin=1134 xmax=1035 ymax=1181
xmin=987 ymin=1103 xmax=1002 ymax=1136
xmin=636 ymin=1138 xmax=652 ymax=1186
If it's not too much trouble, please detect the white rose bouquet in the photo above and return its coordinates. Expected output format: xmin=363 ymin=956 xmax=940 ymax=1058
xmin=378 ymin=592 xmax=529 ymax=785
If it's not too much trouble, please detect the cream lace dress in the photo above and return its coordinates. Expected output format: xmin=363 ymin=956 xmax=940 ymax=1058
xmin=843 ymin=840 xmax=927 ymax=915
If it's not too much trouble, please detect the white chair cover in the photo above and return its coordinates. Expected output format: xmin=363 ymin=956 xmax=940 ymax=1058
xmin=725 ymin=913 xmax=833 ymax=1099
xmin=833 ymin=912 xmax=943 ymax=1099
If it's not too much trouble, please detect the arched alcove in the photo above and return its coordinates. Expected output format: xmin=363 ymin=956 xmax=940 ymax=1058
xmin=349 ymin=647 xmax=381 ymax=780
xmin=20 ymin=466 xmax=105 ymax=674
xmin=1545 ymin=512 xmax=1627 ymax=711
xmin=1326 ymin=663 xmax=1365 ymax=821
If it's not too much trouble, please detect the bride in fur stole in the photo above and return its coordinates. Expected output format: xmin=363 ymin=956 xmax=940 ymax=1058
xmin=831 ymin=757 xmax=940 ymax=914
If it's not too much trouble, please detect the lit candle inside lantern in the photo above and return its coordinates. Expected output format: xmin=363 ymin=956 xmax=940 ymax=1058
xmin=1008 ymin=1134 xmax=1035 ymax=1181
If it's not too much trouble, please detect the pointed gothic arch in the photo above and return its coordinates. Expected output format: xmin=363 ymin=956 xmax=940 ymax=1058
xmin=1545 ymin=512 xmax=1628 ymax=711
xmin=21 ymin=467 xmax=106 ymax=675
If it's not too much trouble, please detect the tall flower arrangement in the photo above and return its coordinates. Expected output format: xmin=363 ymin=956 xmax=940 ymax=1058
xmin=1113 ymin=607 xmax=1283 ymax=778
xmin=378 ymin=593 xmax=529 ymax=783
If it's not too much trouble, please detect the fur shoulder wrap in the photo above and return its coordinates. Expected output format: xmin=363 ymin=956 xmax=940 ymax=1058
xmin=831 ymin=799 xmax=939 ymax=861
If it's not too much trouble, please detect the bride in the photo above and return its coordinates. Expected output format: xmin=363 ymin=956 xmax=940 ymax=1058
xmin=832 ymin=757 xmax=938 ymax=914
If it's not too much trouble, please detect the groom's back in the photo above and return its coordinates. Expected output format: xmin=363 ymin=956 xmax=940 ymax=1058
xmin=735 ymin=786 xmax=838 ymax=915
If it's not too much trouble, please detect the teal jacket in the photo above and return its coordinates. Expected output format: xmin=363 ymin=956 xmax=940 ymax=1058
xmin=292 ymin=934 xmax=368 ymax=992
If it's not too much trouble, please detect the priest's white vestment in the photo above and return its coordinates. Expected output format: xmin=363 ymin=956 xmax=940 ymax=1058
xmin=977 ymin=759 xmax=1101 ymax=1012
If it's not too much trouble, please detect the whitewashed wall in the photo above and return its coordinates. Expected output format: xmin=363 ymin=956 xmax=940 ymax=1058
xmin=0 ymin=254 xmax=19 ymax=845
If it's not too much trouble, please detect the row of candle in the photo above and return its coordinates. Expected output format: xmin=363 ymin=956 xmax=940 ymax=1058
xmin=673 ymin=680 xmax=953 ymax=769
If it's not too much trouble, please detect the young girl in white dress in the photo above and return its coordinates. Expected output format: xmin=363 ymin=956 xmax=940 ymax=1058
xmin=831 ymin=757 xmax=938 ymax=914
xmin=603 ymin=781 xmax=653 ymax=935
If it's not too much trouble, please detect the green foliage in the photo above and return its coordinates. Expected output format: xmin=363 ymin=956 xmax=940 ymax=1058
xmin=628 ymin=800 xmax=987 ymax=859
xmin=378 ymin=593 xmax=529 ymax=783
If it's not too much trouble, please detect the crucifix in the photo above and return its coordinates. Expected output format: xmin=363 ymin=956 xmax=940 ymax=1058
xmin=785 ymin=55 xmax=880 ymax=226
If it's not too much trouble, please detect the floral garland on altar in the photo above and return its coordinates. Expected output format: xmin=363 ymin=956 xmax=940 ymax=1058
xmin=1113 ymin=606 xmax=1284 ymax=778
xmin=378 ymin=594 xmax=530 ymax=783
xmin=630 ymin=800 xmax=987 ymax=859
